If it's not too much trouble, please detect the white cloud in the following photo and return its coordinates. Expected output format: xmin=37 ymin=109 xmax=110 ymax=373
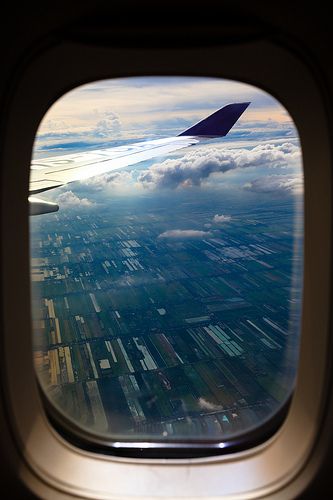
xmin=158 ymin=229 xmax=212 ymax=239
xmin=44 ymin=119 xmax=71 ymax=132
xmin=82 ymin=171 xmax=133 ymax=190
xmin=56 ymin=190 xmax=94 ymax=206
xmin=213 ymin=214 xmax=232 ymax=223
xmin=243 ymin=174 xmax=303 ymax=195
xmin=197 ymin=397 xmax=223 ymax=411
xmin=93 ymin=110 xmax=121 ymax=138
xmin=138 ymin=143 xmax=301 ymax=190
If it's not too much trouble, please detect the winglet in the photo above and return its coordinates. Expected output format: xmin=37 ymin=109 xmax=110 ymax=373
xmin=178 ymin=102 xmax=250 ymax=137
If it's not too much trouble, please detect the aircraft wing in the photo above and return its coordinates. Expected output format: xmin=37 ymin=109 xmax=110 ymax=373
xmin=29 ymin=102 xmax=250 ymax=214
xmin=29 ymin=136 xmax=203 ymax=194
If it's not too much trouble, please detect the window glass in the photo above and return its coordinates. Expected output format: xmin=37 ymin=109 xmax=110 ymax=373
xmin=30 ymin=77 xmax=303 ymax=444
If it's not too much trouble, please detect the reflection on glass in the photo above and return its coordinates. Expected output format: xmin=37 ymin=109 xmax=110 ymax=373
xmin=30 ymin=77 xmax=303 ymax=443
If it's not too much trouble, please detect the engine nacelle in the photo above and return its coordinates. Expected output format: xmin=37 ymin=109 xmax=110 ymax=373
xmin=29 ymin=196 xmax=59 ymax=215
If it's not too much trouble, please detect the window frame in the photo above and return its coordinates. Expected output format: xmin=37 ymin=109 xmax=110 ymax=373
xmin=1 ymin=39 xmax=332 ymax=498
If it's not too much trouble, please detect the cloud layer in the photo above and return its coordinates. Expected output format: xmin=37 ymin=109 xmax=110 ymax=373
xmin=138 ymin=143 xmax=301 ymax=190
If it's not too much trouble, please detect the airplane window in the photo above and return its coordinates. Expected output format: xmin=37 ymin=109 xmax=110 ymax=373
xmin=30 ymin=76 xmax=303 ymax=453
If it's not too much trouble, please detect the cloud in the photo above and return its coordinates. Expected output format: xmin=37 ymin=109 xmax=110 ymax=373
xmin=81 ymin=171 xmax=133 ymax=190
xmin=243 ymin=174 xmax=303 ymax=195
xmin=213 ymin=214 xmax=231 ymax=223
xmin=94 ymin=111 xmax=121 ymax=138
xmin=56 ymin=190 xmax=94 ymax=206
xmin=197 ymin=397 xmax=223 ymax=411
xmin=158 ymin=229 xmax=212 ymax=239
xmin=43 ymin=119 xmax=71 ymax=132
xmin=137 ymin=142 xmax=301 ymax=190
xmin=35 ymin=110 xmax=122 ymax=150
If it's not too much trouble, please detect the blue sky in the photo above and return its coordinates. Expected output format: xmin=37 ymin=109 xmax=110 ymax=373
xmin=32 ymin=76 xmax=303 ymax=206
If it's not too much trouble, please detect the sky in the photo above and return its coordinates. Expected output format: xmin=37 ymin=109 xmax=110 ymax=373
xmin=32 ymin=76 xmax=303 ymax=206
